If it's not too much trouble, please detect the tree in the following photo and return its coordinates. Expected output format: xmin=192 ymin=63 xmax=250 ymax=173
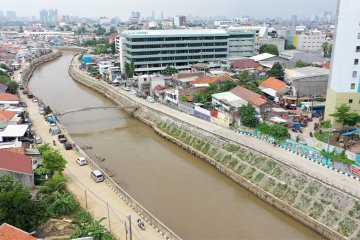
xmin=96 ymin=27 xmax=106 ymax=36
xmin=6 ymin=80 xmax=19 ymax=94
xmin=70 ymin=217 xmax=113 ymax=239
xmin=239 ymin=103 xmax=257 ymax=128
xmin=125 ymin=61 xmax=135 ymax=78
xmin=46 ymin=192 xmax=78 ymax=216
xmin=38 ymin=173 xmax=67 ymax=195
xmin=259 ymin=44 xmax=279 ymax=55
xmin=267 ymin=62 xmax=285 ymax=80
xmin=0 ymin=175 xmax=48 ymax=232
xmin=162 ymin=66 xmax=178 ymax=75
xmin=322 ymin=42 xmax=332 ymax=58
xmin=257 ymin=122 xmax=289 ymax=141
xmin=39 ymin=144 xmax=67 ymax=175
xmin=109 ymin=26 xmax=117 ymax=34
xmin=330 ymin=104 xmax=360 ymax=127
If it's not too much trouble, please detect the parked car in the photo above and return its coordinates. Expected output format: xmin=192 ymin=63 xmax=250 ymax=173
xmin=32 ymin=98 xmax=38 ymax=103
xmin=146 ymin=96 xmax=155 ymax=103
xmin=91 ymin=170 xmax=104 ymax=183
xmin=63 ymin=142 xmax=73 ymax=150
xmin=76 ymin=157 xmax=87 ymax=166
xmin=122 ymin=86 xmax=131 ymax=91
xmin=130 ymin=89 xmax=137 ymax=95
xmin=57 ymin=134 xmax=67 ymax=143
xmin=34 ymin=135 xmax=42 ymax=144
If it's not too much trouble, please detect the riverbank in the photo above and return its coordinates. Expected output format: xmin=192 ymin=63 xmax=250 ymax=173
xmin=18 ymin=54 xmax=172 ymax=240
xmin=69 ymin=54 xmax=360 ymax=239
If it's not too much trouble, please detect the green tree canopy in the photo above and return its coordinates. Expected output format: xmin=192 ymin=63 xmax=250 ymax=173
xmin=109 ymin=26 xmax=117 ymax=34
xmin=257 ymin=122 xmax=290 ymax=141
xmin=95 ymin=27 xmax=106 ymax=36
xmin=239 ymin=103 xmax=257 ymax=128
xmin=162 ymin=66 xmax=178 ymax=75
xmin=0 ymin=175 xmax=48 ymax=232
xmin=124 ymin=61 xmax=135 ymax=78
xmin=295 ymin=60 xmax=311 ymax=68
xmin=192 ymin=80 xmax=237 ymax=105
xmin=39 ymin=144 xmax=67 ymax=175
xmin=329 ymin=104 xmax=360 ymax=127
xmin=267 ymin=62 xmax=285 ymax=80
xmin=259 ymin=44 xmax=279 ymax=55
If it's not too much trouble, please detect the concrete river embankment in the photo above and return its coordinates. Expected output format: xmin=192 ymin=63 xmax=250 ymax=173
xmin=28 ymin=51 xmax=343 ymax=239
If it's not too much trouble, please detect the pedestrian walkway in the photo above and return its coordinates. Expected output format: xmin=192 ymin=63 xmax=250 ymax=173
xmin=17 ymin=69 xmax=165 ymax=240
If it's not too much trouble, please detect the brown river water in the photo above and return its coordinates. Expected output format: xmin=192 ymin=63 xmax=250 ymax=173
xmin=28 ymin=51 xmax=323 ymax=240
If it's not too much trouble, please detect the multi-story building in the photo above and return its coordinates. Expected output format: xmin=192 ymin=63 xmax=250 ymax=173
xmin=39 ymin=9 xmax=48 ymax=24
xmin=119 ymin=29 xmax=256 ymax=74
xmin=6 ymin=11 xmax=16 ymax=21
xmin=173 ymin=16 xmax=186 ymax=28
xmin=325 ymin=0 xmax=360 ymax=127
xmin=293 ymin=30 xmax=326 ymax=51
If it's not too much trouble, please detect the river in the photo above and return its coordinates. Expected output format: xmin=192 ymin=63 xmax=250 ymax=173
xmin=28 ymin=51 xmax=322 ymax=239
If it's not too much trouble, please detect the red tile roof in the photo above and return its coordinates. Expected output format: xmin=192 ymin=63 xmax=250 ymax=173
xmin=231 ymin=59 xmax=260 ymax=69
xmin=260 ymin=77 xmax=287 ymax=92
xmin=322 ymin=63 xmax=331 ymax=69
xmin=230 ymin=86 xmax=267 ymax=107
xmin=0 ymin=93 xmax=19 ymax=101
xmin=0 ymin=223 xmax=36 ymax=240
xmin=191 ymin=74 xmax=233 ymax=85
xmin=0 ymin=149 xmax=33 ymax=175
xmin=3 ymin=147 xmax=25 ymax=155
xmin=0 ymin=110 xmax=16 ymax=121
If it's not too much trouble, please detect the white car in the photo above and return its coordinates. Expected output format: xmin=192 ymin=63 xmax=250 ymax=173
xmin=34 ymin=135 xmax=42 ymax=144
xmin=146 ymin=96 xmax=155 ymax=103
xmin=130 ymin=89 xmax=137 ymax=95
xmin=32 ymin=98 xmax=38 ymax=103
xmin=122 ymin=86 xmax=130 ymax=91
xmin=76 ymin=157 xmax=87 ymax=166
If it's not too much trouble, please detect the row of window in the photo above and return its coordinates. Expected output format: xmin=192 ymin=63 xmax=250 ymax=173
xmin=348 ymin=99 xmax=360 ymax=104
xmin=127 ymin=36 xmax=228 ymax=42
xmin=130 ymin=54 xmax=227 ymax=62
xmin=127 ymin=48 xmax=227 ymax=56
xmin=126 ymin=42 xmax=228 ymax=49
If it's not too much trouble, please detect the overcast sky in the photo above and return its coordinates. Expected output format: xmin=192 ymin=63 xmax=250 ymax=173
xmin=1 ymin=0 xmax=337 ymax=19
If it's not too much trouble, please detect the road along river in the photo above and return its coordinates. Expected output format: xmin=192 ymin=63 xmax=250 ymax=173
xmin=28 ymin=51 xmax=322 ymax=239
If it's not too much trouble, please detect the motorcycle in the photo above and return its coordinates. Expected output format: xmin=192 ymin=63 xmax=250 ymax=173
xmin=53 ymin=140 xmax=56 ymax=146
xmin=137 ymin=219 xmax=145 ymax=230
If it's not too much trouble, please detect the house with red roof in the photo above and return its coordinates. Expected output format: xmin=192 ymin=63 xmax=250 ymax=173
xmin=0 ymin=149 xmax=34 ymax=186
xmin=0 ymin=93 xmax=20 ymax=108
xmin=230 ymin=86 xmax=270 ymax=114
xmin=230 ymin=59 xmax=262 ymax=73
xmin=0 ymin=223 xmax=36 ymax=240
xmin=0 ymin=110 xmax=22 ymax=128
xmin=191 ymin=74 xmax=234 ymax=88
xmin=259 ymin=77 xmax=290 ymax=103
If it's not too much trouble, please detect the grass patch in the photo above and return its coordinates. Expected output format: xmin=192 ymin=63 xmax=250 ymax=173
xmin=262 ymin=160 xmax=277 ymax=173
xmin=282 ymin=189 xmax=299 ymax=205
xmin=323 ymin=210 xmax=340 ymax=227
xmin=201 ymin=142 xmax=211 ymax=154
xmin=293 ymin=176 xmax=308 ymax=191
xmin=253 ymin=172 xmax=265 ymax=183
xmin=309 ymin=202 xmax=325 ymax=219
xmin=243 ymin=167 xmax=256 ymax=179
xmin=338 ymin=217 xmax=357 ymax=237
xmin=272 ymin=183 xmax=288 ymax=199
xmin=226 ymin=144 xmax=240 ymax=153
xmin=349 ymin=201 xmax=360 ymax=220
xmin=263 ymin=178 xmax=276 ymax=192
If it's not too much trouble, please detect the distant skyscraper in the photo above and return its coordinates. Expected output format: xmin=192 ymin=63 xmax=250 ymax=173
xmin=325 ymin=0 xmax=360 ymax=126
xmin=152 ymin=10 xmax=155 ymax=20
xmin=40 ymin=9 xmax=49 ymax=24
xmin=131 ymin=11 xmax=140 ymax=19
xmin=174 ymin=16 xmax=186 ymax=27
xmin=0 ymin=11 xmax=3 ymax=18
xmin=6 ymin=11 xmax=16 ymax=21
xmin=291 ymin=15 xmax=297 ymax=24
xmin=161 ymin=11 xmax=164 ymax=20
xmin=48 ymin=9 xmax=58 ymax=24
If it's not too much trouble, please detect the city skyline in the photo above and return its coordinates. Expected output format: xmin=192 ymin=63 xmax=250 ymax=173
xmin=0 ymin=0 xmax=336 ymax=19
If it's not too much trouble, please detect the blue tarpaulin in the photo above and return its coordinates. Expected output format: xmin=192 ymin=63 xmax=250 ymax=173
xmin=342 ymin=129 xmax=360 ymax=136
xmin=48 ymin=117 xmax=57 ymax=123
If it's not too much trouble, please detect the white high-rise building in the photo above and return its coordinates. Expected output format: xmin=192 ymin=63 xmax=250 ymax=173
xmin=325 ymin=0 xmax=360 ymax=126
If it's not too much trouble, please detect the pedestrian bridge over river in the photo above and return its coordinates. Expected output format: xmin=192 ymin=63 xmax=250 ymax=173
xmin=57 ymin=105 xmax=138 ymax=116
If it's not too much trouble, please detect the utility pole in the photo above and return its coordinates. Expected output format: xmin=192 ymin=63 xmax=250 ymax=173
xmin=128 ymin=215 xmax=133 ymax=240
xmin=107 ymin=203 xmax=111 ymax=232
xmin=85 ymin=190 xmax=88 ymax=209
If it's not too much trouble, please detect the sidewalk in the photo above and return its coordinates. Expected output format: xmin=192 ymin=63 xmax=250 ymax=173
xmin=71 ymin=59 xmax=360 ymax=199
xmin=17 ymin=74 xmax=165 ymax=240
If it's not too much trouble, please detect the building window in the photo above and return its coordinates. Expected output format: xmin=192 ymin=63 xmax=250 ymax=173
xmin=355 ymin=59 xmax=359 ymax=65
xmin=349 ymin=99 xmax=353 ymax=104
xmin=351 ymin=83 xmax=356 ymax=89
xmin=353 ymin=71 xmax=357 ymax=78
xmin=356 ymin=46 xmax=360 ymax=52
xmin=358 ymin=33 xmax=360 ymax=39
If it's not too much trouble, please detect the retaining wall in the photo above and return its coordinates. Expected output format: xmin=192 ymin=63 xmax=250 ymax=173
xmin=68 ymin=56 xmax=360 ymax=240
xmin=21 ymin=51 xmax=63 ymax=85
